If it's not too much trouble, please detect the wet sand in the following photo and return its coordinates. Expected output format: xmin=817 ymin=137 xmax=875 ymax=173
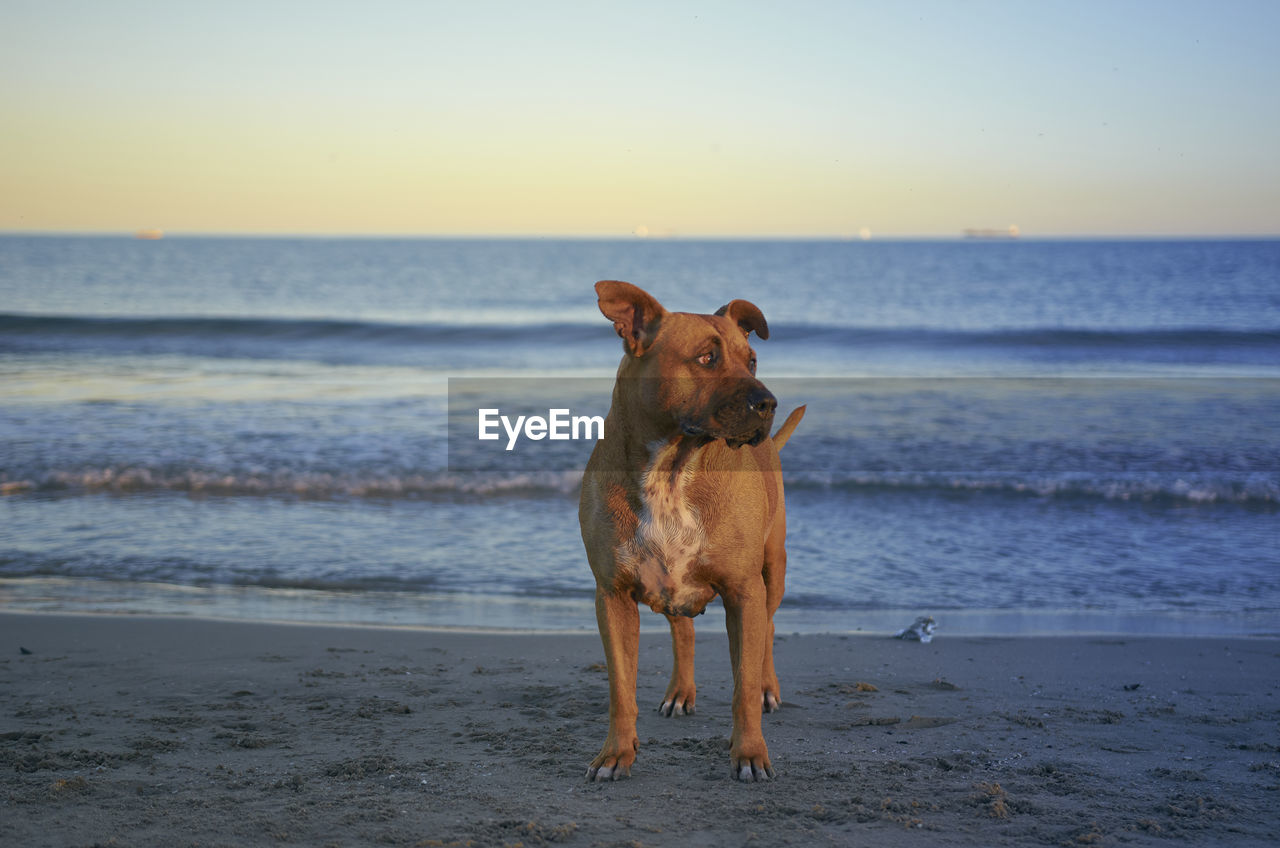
xmin=2 ymin=612 xmax=1277 ymax=846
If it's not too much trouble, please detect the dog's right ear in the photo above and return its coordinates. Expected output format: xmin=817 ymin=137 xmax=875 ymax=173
xmin=595 ymin=280 xmax=667 ymax=357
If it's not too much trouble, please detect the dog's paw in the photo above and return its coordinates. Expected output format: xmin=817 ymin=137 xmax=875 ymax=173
xmin=658 ymin=680 xmax=696 ymax=717
xmin=730 ymin=754 xmax=775 ymax=782
xmin=762 ymin=690 xmax=781 ymax=713
xmin=730 ymin=737 xmax=775 ymax=782
xmin=586 ymin=738 xmax=637 ymax=782
xmin=734 ymin=761 xmax=775 ymax=782
xmin=586 ymin=760 xmax=631 ymax=781
xmin=658 ymin=695 xmax=695 ymax=717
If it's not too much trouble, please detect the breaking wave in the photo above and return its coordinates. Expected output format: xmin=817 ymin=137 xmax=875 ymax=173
xmin=3 ymin=465 xmax=1275 ymax=506
xmin=4 ymin=312 xmax=1279 ymax=365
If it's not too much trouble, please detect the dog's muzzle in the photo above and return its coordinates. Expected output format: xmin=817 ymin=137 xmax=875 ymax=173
xmin=727 ymin=386 xmax=777 ymax=448
xmin=679 ymin=382 xmax=777 ymax=449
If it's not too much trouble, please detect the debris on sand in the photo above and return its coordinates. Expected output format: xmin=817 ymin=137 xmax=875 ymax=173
xmin=894 ymin=616 xmax=936 ymax=643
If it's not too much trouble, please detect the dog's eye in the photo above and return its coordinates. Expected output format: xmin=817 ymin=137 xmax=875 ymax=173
xmin=748 ymin=355 xmax=757 ymax=375
xmin=697 ymin=351 xmax=717 ymax=368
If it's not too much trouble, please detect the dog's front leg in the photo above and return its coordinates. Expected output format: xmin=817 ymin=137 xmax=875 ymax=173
xmin=724 ymin=577 xmax=775 ymax=781
xmin=587 ymin=588 xmax=640 ymax=781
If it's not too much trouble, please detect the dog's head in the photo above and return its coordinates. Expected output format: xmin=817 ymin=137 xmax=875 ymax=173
xmin=596 ymin=280 xmax=776 ymax=447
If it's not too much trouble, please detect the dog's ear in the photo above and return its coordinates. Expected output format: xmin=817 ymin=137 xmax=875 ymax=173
xmin=715 ymin=299 xmax=770 ymax=340
xmin=596 ymin=280 xmax=668 ymax=356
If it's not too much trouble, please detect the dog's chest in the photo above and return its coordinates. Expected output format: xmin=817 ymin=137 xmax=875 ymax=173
xmin=615 ymin=450 xmax=707 ymax=583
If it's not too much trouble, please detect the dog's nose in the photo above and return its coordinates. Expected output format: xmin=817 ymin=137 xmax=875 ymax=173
xmin=747 ymin=387 xmax=777 ymax=417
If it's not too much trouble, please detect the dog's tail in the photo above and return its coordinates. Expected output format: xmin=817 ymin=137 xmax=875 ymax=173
xmin=771 ymin=405 xmax=806 ymax=451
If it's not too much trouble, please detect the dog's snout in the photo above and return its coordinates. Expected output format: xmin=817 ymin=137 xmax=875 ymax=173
xmin=748 ymin=387 xmax=777 ymax=417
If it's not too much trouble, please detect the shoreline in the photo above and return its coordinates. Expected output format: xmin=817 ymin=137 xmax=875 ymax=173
xmin=5 ymin=577 xmax=1279 ymax=639
xmin=3 ymin=612 xmax=1277 ymax=846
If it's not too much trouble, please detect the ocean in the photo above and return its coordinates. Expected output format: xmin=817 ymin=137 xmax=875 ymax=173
xmin=2 ymin=236 xmax=1278 ymax=636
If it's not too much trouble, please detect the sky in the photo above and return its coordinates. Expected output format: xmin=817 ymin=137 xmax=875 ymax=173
xmin=2 ymin=0 xmax=1278 ymax=238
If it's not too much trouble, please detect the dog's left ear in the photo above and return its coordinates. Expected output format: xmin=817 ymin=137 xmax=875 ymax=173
xmin=715 ymin=299 xmax=770 ymax=340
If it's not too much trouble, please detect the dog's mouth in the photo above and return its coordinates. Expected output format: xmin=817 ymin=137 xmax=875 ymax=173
xmin=681 ymin=421 xmax=769 ymax=449
xmin=680 ymin=421 xmax=711 ymax=441
xmin=726 ymin=431 xmax=768 ymax=448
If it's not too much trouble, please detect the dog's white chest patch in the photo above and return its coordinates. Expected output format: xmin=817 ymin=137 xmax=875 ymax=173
xmin=616 ymin=442 xmax=706 ymax=595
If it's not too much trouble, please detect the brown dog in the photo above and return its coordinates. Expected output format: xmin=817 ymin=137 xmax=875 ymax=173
xmin=579 ymin=280 xmax=804 ymax=782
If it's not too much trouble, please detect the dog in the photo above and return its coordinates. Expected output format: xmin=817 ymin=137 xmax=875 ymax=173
xmin=579 ymin=280 xmax=804 ymax=782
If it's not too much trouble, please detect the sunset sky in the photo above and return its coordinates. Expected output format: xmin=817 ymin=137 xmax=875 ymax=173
xmin=2 ymin=0 xmax=1278 ymax=238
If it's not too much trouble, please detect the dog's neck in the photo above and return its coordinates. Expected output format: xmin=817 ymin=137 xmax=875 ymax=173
xmin=640 ymin=435 xmax=706 ymax=486
xmin=609 ymin=369 xmax=692 ymax=458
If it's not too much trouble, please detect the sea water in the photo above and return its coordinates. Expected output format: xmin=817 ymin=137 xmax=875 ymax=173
xmin=2 ymin=236 xmax=1278 ymax=635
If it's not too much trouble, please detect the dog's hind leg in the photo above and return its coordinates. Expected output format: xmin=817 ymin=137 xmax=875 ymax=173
xmin=760 ymin=521 xmax=787 ymax=713
xmin=658 ymin=614 xmax=697 ymax=716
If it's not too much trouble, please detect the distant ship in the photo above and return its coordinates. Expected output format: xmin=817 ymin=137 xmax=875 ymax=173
xmin=963 ymin=225 xmax=1019 ymax=239
xmin=134 ymin=229 xmax=164 ymax=240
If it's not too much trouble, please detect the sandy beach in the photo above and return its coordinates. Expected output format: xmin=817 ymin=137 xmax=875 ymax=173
xmin=2 ymin=612 xmax=1277 ymax=847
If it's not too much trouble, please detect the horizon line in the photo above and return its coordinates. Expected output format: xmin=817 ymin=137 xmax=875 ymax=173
xmin=3 ymin=229 xmax=1279 ymax=242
